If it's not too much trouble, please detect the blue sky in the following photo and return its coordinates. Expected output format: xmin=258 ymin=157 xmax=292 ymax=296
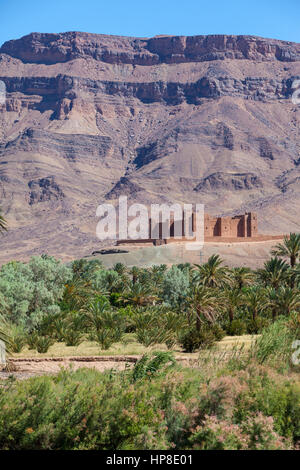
xmin=0 ymin=0 xmax=299 ymax=46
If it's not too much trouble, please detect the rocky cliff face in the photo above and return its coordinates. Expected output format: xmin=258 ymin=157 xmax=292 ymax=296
xmin=1 ymin=32 xmax=300 ymax=64
xmin=0 ymin=32 xmax=299 ymax=262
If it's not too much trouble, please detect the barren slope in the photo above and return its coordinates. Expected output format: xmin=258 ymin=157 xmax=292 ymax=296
xmin=0 ymin=32 xmax=299 ymax=262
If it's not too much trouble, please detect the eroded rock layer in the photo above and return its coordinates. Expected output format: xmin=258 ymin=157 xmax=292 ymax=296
xmin=0 ymin=32 xmax=299 ymax=261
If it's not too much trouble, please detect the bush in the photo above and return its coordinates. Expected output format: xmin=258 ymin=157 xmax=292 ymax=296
xmin=34 ymin=336 xmax=54 ymax=354
xmin=132 ymin=352 xmax=176 ymax=382
xmin=0 ymin=368 xmax=169 ymax=450
xmin=162 ymin=266 xmax=190 ymax=308
xmin=26 ymin=332 xmax=39 ymax=350
xmin=63 ymin=327 xmax=84 ymax=347
xmin=189 ymin=413 xmax=291 ymax=450
xmin=8 ymin=325 xmax=26 ymax=353
xmin=211 ymin=323 xmax=226 ymax=341
xmin=0 ymin=362 xmax=298 ymax=449
xmin=247 ymin=317 xmax=270 ymax=334
xmin=226 ymin=319 xmax=247 ymax=336
xmin=251 ymin=317 xmax=295 ymax=365
xmin=179 ymin=327 xmax=216 ymax=353
xmin=0 ymin=256 xmax=71 ymax=331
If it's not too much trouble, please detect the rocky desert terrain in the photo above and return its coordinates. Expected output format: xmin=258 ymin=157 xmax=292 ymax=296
xmin=0 ymin=32 xmax=299 ymax=263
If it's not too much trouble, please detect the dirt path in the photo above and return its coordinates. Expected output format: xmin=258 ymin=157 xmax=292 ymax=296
xmin=0 ymin=355 xmax=200 ymax=380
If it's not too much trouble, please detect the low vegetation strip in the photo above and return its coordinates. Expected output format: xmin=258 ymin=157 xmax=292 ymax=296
xmin=0 ymin=233 xmax=299 ymax=449
xmin=0 ymin=348 xmax=299 ymax=450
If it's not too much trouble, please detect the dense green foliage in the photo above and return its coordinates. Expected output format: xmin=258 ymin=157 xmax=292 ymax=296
xmin=0 ymin=235 xmax=299 ymax=450
xmin=0 ymin=235 xmax=299 ymax=354
xmin=0 ymin=255 xmax=71 ymax=331
xmin=0 ymin=348 xmax=299 ymax=450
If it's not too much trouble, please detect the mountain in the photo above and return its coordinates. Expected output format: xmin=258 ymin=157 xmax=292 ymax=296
xmin=0 ymin=32 xmax=299 ymax=262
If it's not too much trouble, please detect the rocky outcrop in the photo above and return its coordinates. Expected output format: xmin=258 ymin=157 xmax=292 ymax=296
xmin=1 ymin=32 xmax=300 ymax=65
xmin=28 ymin=176 xmax=64 ymax=205
xmin=2 ymin=128 xmax=116 ymax=163
xmin=193 ymin=172 xmax=263 ymax=192
xmin=0 ymin=75 xmax=298 ymax=111
xmin=106 ymin=177 xmax=143 ymax=199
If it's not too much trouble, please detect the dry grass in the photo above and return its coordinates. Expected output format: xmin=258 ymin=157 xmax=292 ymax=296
xmin=11 ymin=334 xmax=257 ymax=359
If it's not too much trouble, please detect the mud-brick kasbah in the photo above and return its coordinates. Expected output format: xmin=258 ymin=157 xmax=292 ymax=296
xmin=203 ymin=212 xmax=258 ymax=238
xmin=117 ymin=212 xmax=270 ymax=245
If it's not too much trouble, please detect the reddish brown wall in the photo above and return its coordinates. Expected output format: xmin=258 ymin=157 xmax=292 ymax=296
xmin=203 ymin=212 xmax=258 ymax=238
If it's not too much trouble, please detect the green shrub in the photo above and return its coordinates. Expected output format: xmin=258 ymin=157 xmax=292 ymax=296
xmin=35 ymin=336 xmax=54 ymax=354
xmin=179 ymin=327 xmax=216 ymax=353
xmin=227 ymin=319 xmax=247 ymax=336
xmin=132 ymin=352 xmax=176 ymax=382
xmin=211 ymin=323 xmax=226 ymax=341
xmin=0 ymin=362 xmax=298 ymax=450
xmin=189 ymin=413 xmax=291 ymax=450
xmin=247 ymin=317 xmax=270 ymax=334
xmin=251 ymin=317 xmax=295 ymax=365
xmin=8 ymin=325 xmax=26 ymax=353
xmin=26 ymin=332 xmax=39 ymax=350
xmin=0 ymin=256 xmax=71 ymax=331
xmin=0 ymin=368 xmax=169 ymax=450
xmin=63 ymin=327 xmax=84 ymax=347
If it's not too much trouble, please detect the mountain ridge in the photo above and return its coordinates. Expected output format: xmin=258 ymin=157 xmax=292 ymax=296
xmin=0 ymin=32 xmax=299 ymax=262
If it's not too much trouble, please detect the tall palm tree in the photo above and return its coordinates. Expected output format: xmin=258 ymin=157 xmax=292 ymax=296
xmin=231 ymin=267 xmax=255 ymax=290
xmin=187 ymin=284 xmax=223 ymax=330
xmin=244 ymin=286 xmax=268 ymax=321
xmin=271 ymin=233 xmax=300 ymax=268
xmin=193 ymin=254 xmax=231 ymax=288
xmin=61 ymin=278 xmax=98 ymax=311
xmin=122 ymin=282 xmax=158 ymax=306
xmin=273 ymin=286 xmax=300 ymax=317
xmin=257 ymin=257 xmax=290 ymax=290
xmin=223 ymin=287 xmax=244 ymax=323
xmin=290 ymin=263 xmax=300 ymax=289
xmin=265 ymin=287 xmax=279 ymax=321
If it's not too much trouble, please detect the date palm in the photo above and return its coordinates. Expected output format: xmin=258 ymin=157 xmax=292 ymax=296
xmin=129 ymin=266 xmax=140 ymax=285
xmin=257 ymin=257 xmax=290 ymax=290
xmin=61 ymin=278 xmax=96 ymax=311
xmin=187 ymin=284 xmax=223 ymax=330
xmin=265 ymin=287 xmax=279 ymax=321
xmin=290 ymin=263 xmax=300 ymax=289
xmin=231 ymin=267 xmax=255 ymax=290
xmin=271 ymin=233 xmax=300 ymax=268
xmin=122 ymin=282 xmax=158 ymax=306
xmin=113 ymin=262 xmax=127 ymax=276
xmin=223 ymin=287 xmax=244 ymax=323
xmin=193 ymin=254 xmax=231 ymax=288
xmin=272 ymin=286 xmax=300 ymax=317
xmin=244 ymin=286 xmax=268 ymax=321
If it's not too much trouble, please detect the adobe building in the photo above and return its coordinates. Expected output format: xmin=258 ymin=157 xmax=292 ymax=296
xmin=117 ymin=212 xmax=259 ymax=245
xmin=204 ymin=212 xmax=258 ymax=238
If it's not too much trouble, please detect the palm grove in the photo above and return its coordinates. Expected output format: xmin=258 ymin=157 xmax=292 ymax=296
xmin=0 ymin=229 xmax=299 ymax=354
